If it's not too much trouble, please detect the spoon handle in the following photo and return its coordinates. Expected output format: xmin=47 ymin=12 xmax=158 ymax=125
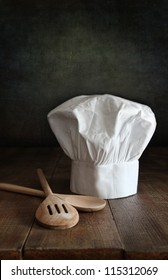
xmin=0 ymin=182 xmax=45 ymax=197
xmin=37 ymin=168 xmax=53 ymax=196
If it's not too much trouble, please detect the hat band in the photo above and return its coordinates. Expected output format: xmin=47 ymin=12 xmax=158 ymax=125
xmin=70 ymin=160 xmax=139 ymax=199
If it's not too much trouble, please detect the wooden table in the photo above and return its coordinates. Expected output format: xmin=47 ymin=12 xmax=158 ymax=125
xmin=0 ymin=147 xmax=168 ymax=260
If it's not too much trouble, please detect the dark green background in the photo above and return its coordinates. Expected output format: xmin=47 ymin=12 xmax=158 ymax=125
xmin=0 ymin=0 xmax=167 ymax=146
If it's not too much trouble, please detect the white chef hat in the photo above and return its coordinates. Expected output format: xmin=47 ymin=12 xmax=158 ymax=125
xmin=48 ymin=95 xmax=156 ymax=199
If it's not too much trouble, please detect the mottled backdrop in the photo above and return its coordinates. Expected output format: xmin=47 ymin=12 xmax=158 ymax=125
xmin=0 ymin=0 xmax=167 ymax=146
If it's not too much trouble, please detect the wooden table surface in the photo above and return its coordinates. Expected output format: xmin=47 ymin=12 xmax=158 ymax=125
xmin=0 ymin=147 xmax=168 ymax=260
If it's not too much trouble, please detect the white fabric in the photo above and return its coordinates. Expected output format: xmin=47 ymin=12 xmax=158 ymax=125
xmin=48 ymin=94 xmax=156 ymax=199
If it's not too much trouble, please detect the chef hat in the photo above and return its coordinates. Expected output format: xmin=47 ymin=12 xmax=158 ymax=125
xmin=48 ymin=95 xmax=156 ymax=199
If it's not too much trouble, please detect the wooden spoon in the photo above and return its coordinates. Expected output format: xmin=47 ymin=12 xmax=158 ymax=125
xmin=0 ymin=184 xmax=106 ymax=212
xmin=35 ymin=169 xmax=79 ymax=229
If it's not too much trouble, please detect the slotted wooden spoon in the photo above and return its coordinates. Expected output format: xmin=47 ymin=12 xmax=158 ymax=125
xmin=35 ymin=169 xmax=79 ymax=229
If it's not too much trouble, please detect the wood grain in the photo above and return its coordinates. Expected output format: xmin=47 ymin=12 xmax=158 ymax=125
xmin=24 ymin=203 xmax=123 ymax=259
xmin=109 ymin=149 xmax=168 ymax=259
xmin=0 ymin=147 xmax=61 ymax=259
xmin=0 ymin=191 xmax=40 ymax=259
xmin=0 ymin=147 xmax=168 ymax=259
